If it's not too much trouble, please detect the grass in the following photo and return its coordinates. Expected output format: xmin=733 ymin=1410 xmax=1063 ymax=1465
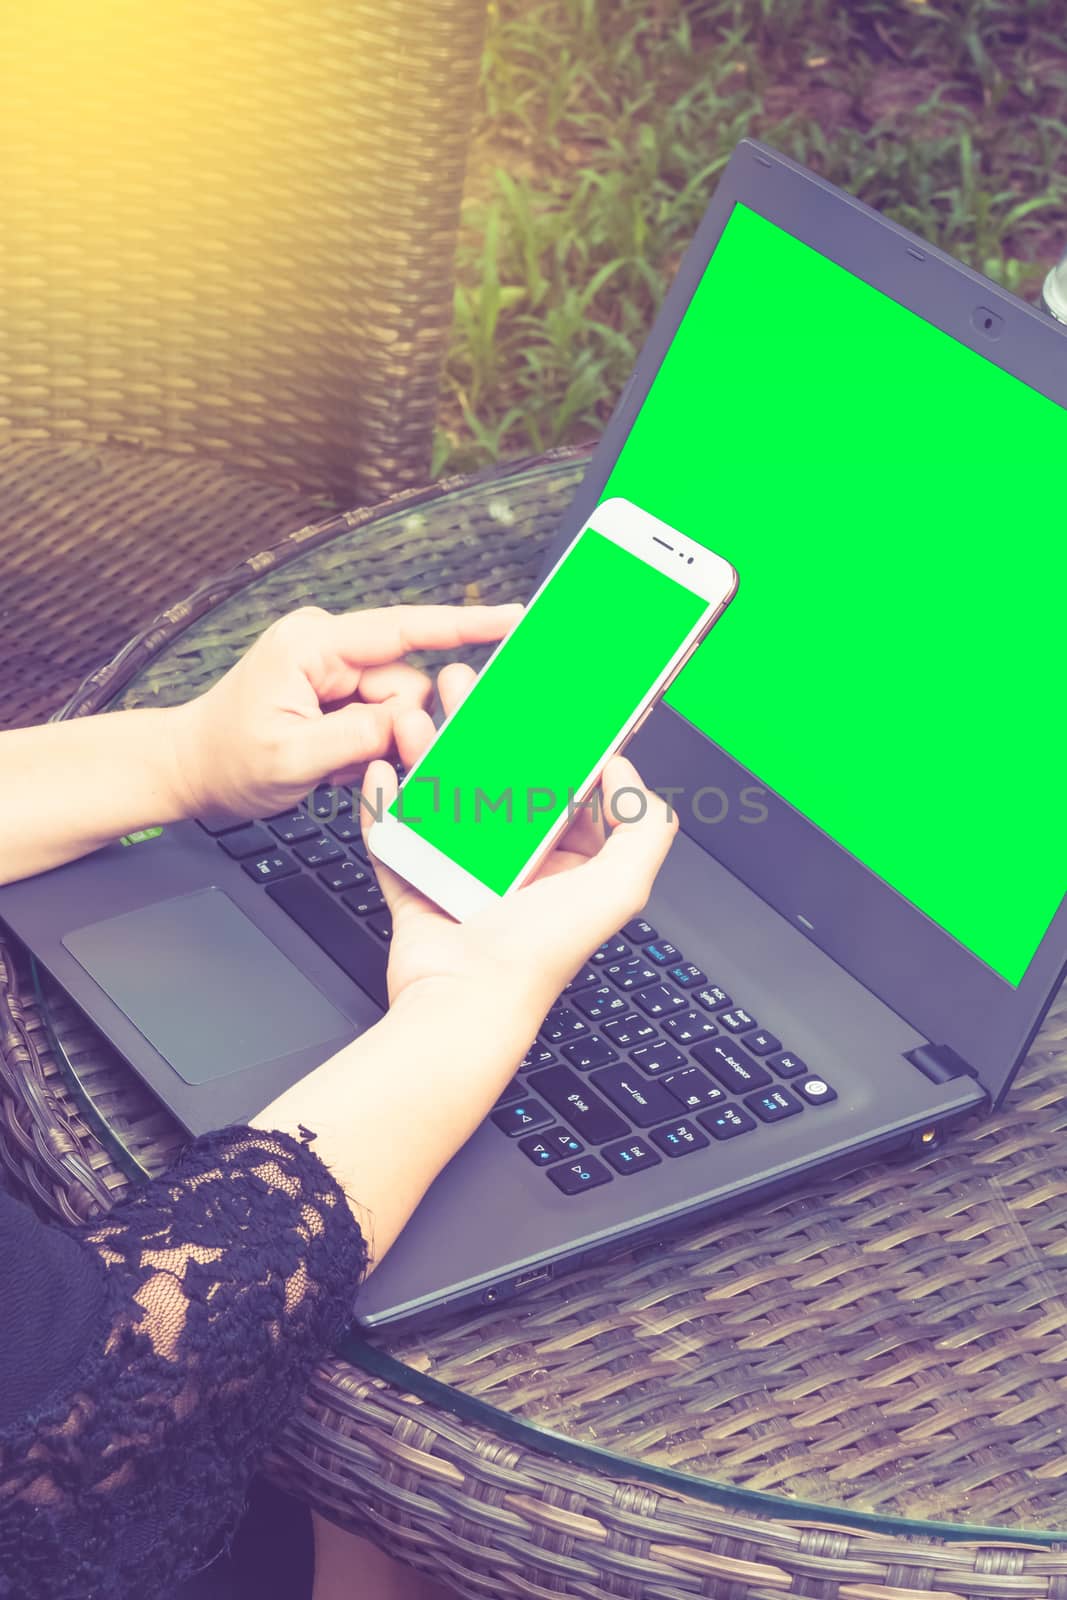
xmin=432 ymin=0 xmax=1067 ymax=476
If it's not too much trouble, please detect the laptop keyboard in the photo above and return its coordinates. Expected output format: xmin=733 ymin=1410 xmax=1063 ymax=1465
xmin=496 ymin=917 xmax=837 ymax=1194
xmin=202 ymin=787 xmax=837 ymax=1196
xmin=200 ymin=786 xmax=393 ymax=1009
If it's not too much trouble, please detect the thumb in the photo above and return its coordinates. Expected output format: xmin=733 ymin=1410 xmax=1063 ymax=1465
xmin=553 ymin=757 xmax=676 ymax=920
xmin=290 ymin=701 xmax=394 ymax=787
xmin=360 ymin=757 xmax=398 ymax=846
xmin=513 ymin=754 xmax=678 ymax=972
xmin=359 ymin=758 xmax=427 ymax=918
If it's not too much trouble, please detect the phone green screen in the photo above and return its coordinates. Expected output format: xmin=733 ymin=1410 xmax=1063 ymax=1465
xmin=389 ymin=527 xmax=707 ymax=895
xmin=600 ymin=200 xmax=1065 ymax=986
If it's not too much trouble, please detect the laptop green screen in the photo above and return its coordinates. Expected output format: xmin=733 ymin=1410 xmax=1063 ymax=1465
xmin=602 ymin=201 xmax=1065 ymax=987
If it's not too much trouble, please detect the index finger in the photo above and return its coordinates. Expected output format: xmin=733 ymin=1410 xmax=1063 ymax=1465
xmin=328 ymin=603 xmax=523 ymax=668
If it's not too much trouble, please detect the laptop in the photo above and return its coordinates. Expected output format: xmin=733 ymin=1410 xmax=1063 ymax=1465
xmin=2 ymin=136 xmax=1065 ymax=1330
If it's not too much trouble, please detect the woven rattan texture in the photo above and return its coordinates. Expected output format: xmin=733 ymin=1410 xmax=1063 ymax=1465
xmin=0 ymin=440 xmax=331 ymax=729
xmin=60 ymin=450 xmax=592 ymax=721
xmin=7 ymin=940 xmax=1067 ymax=1596
xmin=4 ymin=451 xmax=1067 ymax=1594
xmin=0 ymin=1 xmax=486 ymax=507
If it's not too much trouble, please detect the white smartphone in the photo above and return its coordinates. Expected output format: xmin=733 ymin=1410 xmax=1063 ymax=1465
xmin=368 ymin=497 xmax=738 ymax=920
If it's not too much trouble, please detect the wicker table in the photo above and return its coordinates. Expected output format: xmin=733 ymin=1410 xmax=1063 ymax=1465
xmin=4 ymin=445 xmax=1067 ymax=1599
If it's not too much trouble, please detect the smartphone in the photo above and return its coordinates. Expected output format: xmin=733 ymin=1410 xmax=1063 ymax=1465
xmin=368 ymin=497 xmax=738 ymax=920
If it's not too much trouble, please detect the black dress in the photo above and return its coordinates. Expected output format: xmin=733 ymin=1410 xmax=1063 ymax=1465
xmin=0 ymin=1125 xmax=368 ymax=1600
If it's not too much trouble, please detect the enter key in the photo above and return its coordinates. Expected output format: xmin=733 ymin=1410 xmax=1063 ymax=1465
xmin=588 ymin=1063 xmax=680 ymax=1127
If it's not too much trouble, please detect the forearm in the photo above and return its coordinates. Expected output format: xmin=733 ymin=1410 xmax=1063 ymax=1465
xmin=0 ymin=707 xmax=196 ymax=884
xmin=250 ymin=978 xmax=542 ymax=1270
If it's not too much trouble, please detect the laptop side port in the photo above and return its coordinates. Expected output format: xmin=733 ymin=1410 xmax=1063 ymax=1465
xmin=905 ymin=1042 xmax=977 ymax=1084
xmin=515 ymin=1266 xmax=553 ymax=1290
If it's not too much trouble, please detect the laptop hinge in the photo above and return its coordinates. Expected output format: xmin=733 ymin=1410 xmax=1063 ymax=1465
xmin=905 ymin=1042 xmax=978 ymax=1085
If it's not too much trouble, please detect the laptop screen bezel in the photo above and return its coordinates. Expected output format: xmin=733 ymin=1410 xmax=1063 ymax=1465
xmin=538 ymin=135 xmax=1067 ymax=1104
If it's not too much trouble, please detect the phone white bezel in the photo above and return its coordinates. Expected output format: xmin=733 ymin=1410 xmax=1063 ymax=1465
xmin=368 ymin=497 xmax=738 ymax=921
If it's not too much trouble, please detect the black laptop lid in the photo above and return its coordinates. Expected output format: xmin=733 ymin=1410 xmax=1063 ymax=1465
xmin=540 ymin=137 xmax=1067 ymax=1103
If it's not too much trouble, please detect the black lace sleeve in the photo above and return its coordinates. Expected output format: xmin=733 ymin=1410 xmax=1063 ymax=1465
xmin=0 ymin=1124 xmax=368 ymax=1600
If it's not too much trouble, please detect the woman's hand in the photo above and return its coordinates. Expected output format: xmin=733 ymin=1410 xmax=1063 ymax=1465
xmin=256 ymin=665 xmax=677 ymax=1266
xmin=172 ymin=602 xmax=523 ymax=823
xmin=254 ymin=720 xmax=677 ymax=1263
xmin=363 ymin=663 xmax=679 ymax=1026
xmin=0 ymin=601 xmax=521 ymax=887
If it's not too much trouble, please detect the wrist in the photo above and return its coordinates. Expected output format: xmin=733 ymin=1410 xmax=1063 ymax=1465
xmin=95 ymin=706 xmax=204 ymax=831
xmin=390 ymin=970 xmax=553 ymax=1051
xmin=390 ymin=972 xmax=547 ymax=1049
xmin=164 ymin=698 xmax=214 ymax=820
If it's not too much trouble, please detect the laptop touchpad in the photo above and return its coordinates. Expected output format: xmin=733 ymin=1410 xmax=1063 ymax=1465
xmin=63 ymin=888 xmax=355 ymax=1085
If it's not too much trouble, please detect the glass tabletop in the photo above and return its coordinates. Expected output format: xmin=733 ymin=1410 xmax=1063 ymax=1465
xmin=89 ymin=450 xmax=1067 ymax=1544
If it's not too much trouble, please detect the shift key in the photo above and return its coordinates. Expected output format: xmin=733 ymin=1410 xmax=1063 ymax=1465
xmin=527 ymin=1064 xmax=629 ymax=1145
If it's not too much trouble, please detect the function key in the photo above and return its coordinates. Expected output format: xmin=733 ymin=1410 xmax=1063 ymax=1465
xmin=545 ymin=1126 xmax=584 ymax=1157
xmin=603 ymin=1014 xmax=658 ymax=1049
xmin=602 ymin=1137 xmax=661 ymax=1176
xmin=547 ymin=1157 xmax=612 ymax=1195
xmin=694 ymin=985 xmax=731 ymax=1012
xmin=692 ymin=1039 xmax=772 ymax=1095
xmin=219 ymin=824 xmax=276 ymax=860
xmin=644 ymin=940 xmax=682 ymax=966
xmin=519 ymin=1136 xmax=557 ymax=1167
xmin=269 ymin=811 xmax=321 ymax=845
xmin=629 ymin=1041 xmax=687 ymax=1077
xmin=663 ymin=1011 xmax=717 ymax=1045
xmin=769 ymin=1051 xmax=807 ymax=1078
xmin=242 ymin=850 xmax=299 ymax=883
xmin=698 ymin=1103 xmax=756 ymax=1140
xmin=633 ymin=984 xmax=687 ymax=1019
xmin=745 ymin=1086 xmax=802 ymax=1123
xmin=574 ymin=985 xmax=628 ymax=1022
xmin=651 ymin=1120 xmax=710 ymax=1158
xmin=605 ymin=957 xmax=659 ymax=992
xmin=519 ymin=1126 xmax=583 ymax=1166
xmin=622 ymin=917 xmax=658 ymax=943
xmin=667 ymin=963 xmax=707 ymax=990
xmin=562 ymin=1038 xmax=618 ymax=1072
xmin=490 ymin=1098 xmax=553 ymax=1136
xmin=539 ymin=1005 xmax=590 ymax=1045
xmin=660 ymin=1066 xmax=724 ymax=1112
xmin=592 ymin=937 xmax=630 ymax=965
xmin=318 ymin=861 xmax=370 ymax=893
xmin=745 ymin=1030 xmax=780 ymax=1057
xmin=295 ymin=836 xmax=345 ymax=867
xmin=797 ymin=1076 xmax=837 ymax=1106
xmin=720 ymin=1007 xmax=757 ymax=1034
xmin=564 ymin=965 xmax=600 ymax=994
xmin=521 ymin=1044 xmax=557 ymax=1072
